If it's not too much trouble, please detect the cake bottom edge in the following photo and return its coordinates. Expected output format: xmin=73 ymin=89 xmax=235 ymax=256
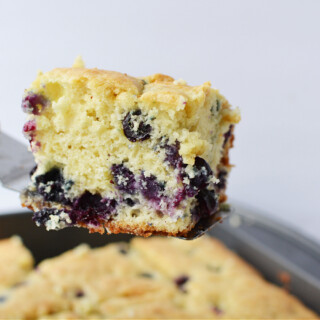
xmin=20 ymin=194 xmax=199 ymax=238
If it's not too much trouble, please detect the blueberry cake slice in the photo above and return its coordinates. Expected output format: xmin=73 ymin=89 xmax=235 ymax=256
xmin=20 ymin=62 xmax=240 ymax=236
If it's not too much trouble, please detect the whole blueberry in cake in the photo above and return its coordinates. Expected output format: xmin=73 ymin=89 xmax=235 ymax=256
xmin=20 ymin=59 xmax=240 ymax=237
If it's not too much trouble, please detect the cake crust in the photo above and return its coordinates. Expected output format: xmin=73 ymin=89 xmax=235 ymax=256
xmin=44 ymin=67 xmax=144 ymax=94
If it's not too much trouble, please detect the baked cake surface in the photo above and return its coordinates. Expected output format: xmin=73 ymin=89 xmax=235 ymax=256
xmin=0 ymin=236 xmax=316 ymax=319
xmin=21 ymin=59 xmax=240 ymax=236
xmin=0 ymin=236 xmax=34 ymax=291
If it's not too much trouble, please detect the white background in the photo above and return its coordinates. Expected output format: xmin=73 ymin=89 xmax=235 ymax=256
xmin=0 ymin=0 xmax=319 ymax=242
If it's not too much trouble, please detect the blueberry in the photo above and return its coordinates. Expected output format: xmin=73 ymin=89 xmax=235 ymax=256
xmin=186 ymin=157 xmax=213 ymax=197
xmin=74 ymin=192 xmax=117 ymax=215
xmin=70 ymin=192 xmax=117 ymax=226
xmin=35 ymin=168 xmax=72 ymax=205
xmin=196 ymin=189 xmax=218 ymax=218
xmin=22 ymin=120 xmax=36 ymax=141
xmin=111 ymin=164 xmax=136 ymax=194
xmin=75 ymin=290 xmax=85 ymax=298
xmin=192 ymin=157 xmax=213 ymax=185
xmin=212 ymin=306 xmax=223 ymax=315
xmin=35 ymin=168 xmax=62 ymax=185
xmin=172 ymin=188 xmax=186 ymax=208
xmin=139 ymin=173 xmax=165 ymax=202
xmin=22 ymin=93 xmax=48 ymax=115
xmin=163 ymin=141 xmax=183 ymax=169
xmin=69 ymin=210 xmax=97 ymax=226
xmin=73 ymin=191 xmax=104 ymax=210
xmin=124 ymin=198 xmax=135 ymax=206
xmin=174 ymin=275 xmax=189 ymax=291
xmin=33 ymin=208 xmax=60 ymax=226
xmin=122 ymin=109 xmax=152 ymax=142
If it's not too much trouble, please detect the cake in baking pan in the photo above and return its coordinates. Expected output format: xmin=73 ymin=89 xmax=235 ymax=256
xmin=20 ymin=58 xmax=240 ymax=236
xmin=0 ymin=236 xmax=316 ymax=319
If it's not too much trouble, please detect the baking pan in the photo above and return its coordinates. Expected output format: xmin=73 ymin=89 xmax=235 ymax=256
xmin=0 ymin=200 xmax=319 ymax=314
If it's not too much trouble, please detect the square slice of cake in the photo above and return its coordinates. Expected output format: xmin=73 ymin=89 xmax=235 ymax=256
xmin=20 ymin=62 xmax=240 ymax=237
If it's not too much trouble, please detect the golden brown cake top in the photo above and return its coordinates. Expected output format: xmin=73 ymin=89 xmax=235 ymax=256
xmin=33 ymin=66 xmax=237 ymax=119
xmin=45 ymin=67 xmax=144 ymax=94
xmin=0 ymin=236 xmax=34 ymax=291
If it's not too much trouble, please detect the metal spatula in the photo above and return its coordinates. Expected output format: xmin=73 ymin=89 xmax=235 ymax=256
xmin=0 ymin=132 xmax=227 ymax=240
xmin=0 ymin=132 xmax=35 ymax=192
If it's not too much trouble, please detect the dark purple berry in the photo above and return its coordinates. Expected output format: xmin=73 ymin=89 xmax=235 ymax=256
xmin=74 ymin=192 xmax=117 ymax=214
xmin=122 ymin=109 xmax=152 ymax=142
xmin=223 ymin=125 xmax=233 ymax=147
xmin=35 ymin=168 xmax=62 ymax=185
xmin=35 ymin=168 xmax=72 ymax=205
xmin=212 ymin=306 xmax=223 ymax=315
xmin=70 ymin=192 xmax=117 ymax=226
xmin=100 ymin=197 xmax=117 ymax=211
xmin=111 ymin=164 xmax=136 ymax=194
xmin=172 ymin=188 xmax=186 ymax=208
xmin=186 ymin=157 xmax=213 ymax=197
xmin=69 ymin=209 xmax=100 ymax=226
xmin=124 ymin=198 xmax=135 ymax=207
xmin=75 ymin=290 xmax=85 ymax=298
xmin=192 ymin=157 xmax=213 ymax=185
xmin=174 ymin=275 xmax=189 ymax=291
xmin=140 ymin=173 xmax=165 ymax=202
xmin=33 ymin=208 xmax=61 ymax=226
xmin=22 ymin=93 xmax=48 ymax=115
xmin=73 ymin=191 xmax=104 ymax=210
xmin=163 ymin=141 xmax=183 ymax=169
xmin=196 ymin=189 xmax=218 ymax=217
xmin=185 ymin=186 xmax=197 ymax=198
